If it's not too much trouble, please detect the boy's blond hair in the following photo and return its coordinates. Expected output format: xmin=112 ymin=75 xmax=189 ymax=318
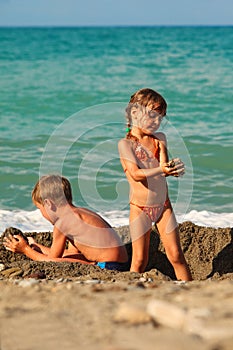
xmin=32 ymin=175 xmax=73 ymax=206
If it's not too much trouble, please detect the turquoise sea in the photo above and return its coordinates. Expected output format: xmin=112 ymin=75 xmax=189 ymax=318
xmin=0 ymin=26 xmax=232 ymax=231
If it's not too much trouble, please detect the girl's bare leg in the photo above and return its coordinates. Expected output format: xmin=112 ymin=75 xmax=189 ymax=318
xmin=129 ymin=204 xmax=152 ymax=273
xmin=156 ymin=207 xmax=192 ymax=281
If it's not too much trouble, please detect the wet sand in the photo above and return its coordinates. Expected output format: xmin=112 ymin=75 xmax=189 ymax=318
xmin=0 ymin=222 xmax=233 ymax=350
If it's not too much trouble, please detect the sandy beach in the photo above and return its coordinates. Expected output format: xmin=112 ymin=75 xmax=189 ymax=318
xmin=0 ymin=222 xmax=233 ymax=350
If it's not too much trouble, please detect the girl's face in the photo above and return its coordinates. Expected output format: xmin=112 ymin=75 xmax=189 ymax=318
xmin=131 ymin=105 xmax=166 ymax=134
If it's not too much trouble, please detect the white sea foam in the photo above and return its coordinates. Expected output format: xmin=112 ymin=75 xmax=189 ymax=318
xmin=103 ymin=210 xmax=233 ymax=229
xmin=0 ymin=208 xmax=232 ymax=235
xmin=176 ymin=210 xmax=233 ymax=229
xmin=0 ymin=209 xmax=53 ymax=234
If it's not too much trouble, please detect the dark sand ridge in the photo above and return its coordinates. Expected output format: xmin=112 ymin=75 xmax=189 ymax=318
xmin=1 ymin=222 xmax=233 ymax=281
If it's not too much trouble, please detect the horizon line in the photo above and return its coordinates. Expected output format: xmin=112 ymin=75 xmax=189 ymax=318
xmin=0 ymin=24 xmax=232 ymax=28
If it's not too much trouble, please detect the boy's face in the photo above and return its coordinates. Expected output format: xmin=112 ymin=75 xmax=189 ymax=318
xmin=33 ymin=200 xmax=56 ymax=224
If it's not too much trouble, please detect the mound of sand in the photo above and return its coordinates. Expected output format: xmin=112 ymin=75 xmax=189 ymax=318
xmin=1 ymin=222 xmax=232 ymax=281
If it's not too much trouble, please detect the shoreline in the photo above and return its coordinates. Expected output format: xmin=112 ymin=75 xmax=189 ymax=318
xmin=1 ymin=208 xmax=233 ymax=234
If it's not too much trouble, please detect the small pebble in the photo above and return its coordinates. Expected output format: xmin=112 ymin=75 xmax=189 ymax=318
xmin=84 ymin=279 xmax=101 ymax=284
xmin=0 ymin=263 xmax=6 ymax=271
xmin=135 ymin=282 xmax=146 ymax=289
xmin=147 ymin=299 xmax=204 ymax=335
xmin=1 ymin=267 xmax=23 ymax=277
xmin=199 ymin=325 xmax=233 ymax=340
xmin=174 ymin=280 xmax=187 ymax=285
xmin=27 ymin=272 xmax=46 ymax=279
xmin=56 ymin=278 xmax=65 ymax=283
xmin=18 ymin=278 xmax=39 ymax=288
xmin=147 ymin=300 xmax=187 ymax=329
xmin=189 ymin=307 xmax=211 ymax=318
xmin=114 ymin=303 xmax=152 ymax=325
xmin=9 ymin=270 xmax=24 ymax=278
xmin=139 ymin=277 xmax=147 ymax=283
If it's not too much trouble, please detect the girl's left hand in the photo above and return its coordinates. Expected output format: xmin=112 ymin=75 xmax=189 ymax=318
xmin=3 ymin=234 xmax=28 ymax=254
xmin=161 ymin=158 xmax=185 ymax=177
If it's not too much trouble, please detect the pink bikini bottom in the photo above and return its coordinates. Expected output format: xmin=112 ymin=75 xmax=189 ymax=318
xmin=130 ymin=199 xmax=170 ymax=222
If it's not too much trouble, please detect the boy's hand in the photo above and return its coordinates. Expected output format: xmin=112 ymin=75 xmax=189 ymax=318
xmin=161 ymin=158 xmax=185 ymax=177
xmin=3 ymin=234 xmax=28 ymax=254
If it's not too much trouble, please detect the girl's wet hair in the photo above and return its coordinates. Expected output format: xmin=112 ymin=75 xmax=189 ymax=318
xmin=125 ymin=88 xmax=167 ymax=139
xmin=32 ymin=174 xmax=73 ymax=206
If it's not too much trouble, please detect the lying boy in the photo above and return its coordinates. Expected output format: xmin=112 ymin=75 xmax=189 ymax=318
xmin=3 ymin=175 xmax=129 ymax=271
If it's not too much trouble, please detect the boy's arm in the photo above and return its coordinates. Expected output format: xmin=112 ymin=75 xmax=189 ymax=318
xmin=48 ymin=226 xmax=67 ymax=258
xmin=27 ymin=237 xmax=51 ymax=255
xmin=28 ymin=233 xmax=78 ymax=256
xmin=3 ymin=234 xmax=60 ymax=261
xmin=3 ymin=231 xmax=94 ymax=263
xmin=25 ymin=226 xmax=67 ymax=260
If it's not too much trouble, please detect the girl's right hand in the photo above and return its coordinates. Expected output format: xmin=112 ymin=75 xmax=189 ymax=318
xmin=27 ymin=237 xmax=36 ymax=246
xmin=161 ymin=158 xmax=185 ymax=177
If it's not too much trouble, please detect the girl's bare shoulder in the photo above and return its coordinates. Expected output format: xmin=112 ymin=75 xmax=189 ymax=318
xmin=154 ymin=132 xmax=167 ymax=142
xmin=118 ymin=137 xmax=134 ymax=149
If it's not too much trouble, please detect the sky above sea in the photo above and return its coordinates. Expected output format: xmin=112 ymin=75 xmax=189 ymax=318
xmin=0 ymin=0 xmax=232 ymax=26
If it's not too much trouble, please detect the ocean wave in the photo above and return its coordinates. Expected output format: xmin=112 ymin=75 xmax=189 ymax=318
xmin=176 ymin=210 xmax=233 ymax=229
xmin=0 ymin=209 xmax=53 ymax=234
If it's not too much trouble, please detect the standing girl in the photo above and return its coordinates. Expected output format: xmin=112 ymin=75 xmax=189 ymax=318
xmin=118 ymin=88 xmax=192 ymax=280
